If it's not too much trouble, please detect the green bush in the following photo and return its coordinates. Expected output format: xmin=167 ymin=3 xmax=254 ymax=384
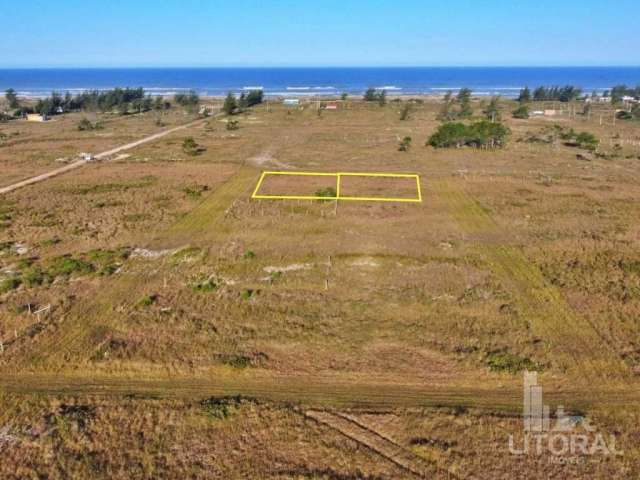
xmin=486 ymin=351 xmax=540 ymax=373
xmin=138 ymin=294 xmax=158 ymax=307
xmin=21 ymin=266 xmax=51 ymax=287
xmin=512 ymin=105 xmax=529 ymax=119
xmin=315 ymin=186 xmax=337 ymax=199
xmin=192 ymin=277 xmax=218 ymax=293
xmin=428 ymin=121 xmax=509 ymax=149
xmin=0 ymin=277 xmax=21 ymax=293
xmin=398 ymin=136 xmax=412 ymax=152
xmin=47 ymin=256 xmax=94 ymax=277
xmin=182 ymin=137 xmax=203 ymax=155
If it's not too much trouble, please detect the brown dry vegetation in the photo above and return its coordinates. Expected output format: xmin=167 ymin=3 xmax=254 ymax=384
xmin=0 ymin=98 xmax=639 ymax=478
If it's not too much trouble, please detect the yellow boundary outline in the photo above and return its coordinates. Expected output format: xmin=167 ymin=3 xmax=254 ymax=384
xmin=251 ymin=171 xmax=422 ymax=203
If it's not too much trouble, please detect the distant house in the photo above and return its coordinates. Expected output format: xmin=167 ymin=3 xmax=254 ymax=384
xmin=325 ymin=102 xmax=338 ymax=110
xmin=26 ymin=113 xmax=49 ymax=122
xmin=283 ymin=98 xmax=300 ymax=106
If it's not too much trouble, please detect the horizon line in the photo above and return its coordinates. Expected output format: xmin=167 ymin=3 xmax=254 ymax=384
xmin=1 ymin=64 xmax=639 ymax=70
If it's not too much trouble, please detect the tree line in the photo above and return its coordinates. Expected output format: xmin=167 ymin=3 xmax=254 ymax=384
xmin=516 ymin=85 xmax=583 ymax=103
xmin=3 ymin=87 xmax=201 ymax=117
xmin=222 ymin=90 xmax=264 ymax=115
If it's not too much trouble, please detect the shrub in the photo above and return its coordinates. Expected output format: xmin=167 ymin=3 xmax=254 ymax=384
xmin=399 ymin=103 xmax=412 ymax=121
xmin=183 ymin=184 xmax=209 ymax=199
xmin=226 ymin=119 xmax=239 ymax=131
xmin=0 ymin=277 xmax=21 ymax=293
xmin=192 ymin=277 xmax=218 ymax=293
xmin=428 ymin=121 xmax=509 ymax=149
xmin=201 ymin=396 xmax=245 ymax=420
xmin=574 ymin=132 xmax=599 ymax=151
xmin=512 ymin=104 xmax=529 ymax=119
xmin=315 ymin=186 xmax=337 ymax=198
xmin=398 ymin=136 xmax=412 ymax=152
xmin=486 ymin=351 xmax=540 ymax=373
xmin=182 ymin=137 xmax=203 ymax=155
xmin=47 ymin=256 xmax=94 ymax=277
xmin=241 ymin=289 xmax=255 ymax=300
xmin=21 ymin=266 xmax=50 ymax=287
xmin=138 ymin=294 xmax=158 ymax=307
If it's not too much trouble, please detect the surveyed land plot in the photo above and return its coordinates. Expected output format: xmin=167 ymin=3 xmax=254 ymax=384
xmin=252 ymin=171 xmax=422 ymax=203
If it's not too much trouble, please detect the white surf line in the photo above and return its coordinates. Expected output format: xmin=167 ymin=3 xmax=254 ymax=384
xmin=0 ymin=115 xmax=213 ymax=195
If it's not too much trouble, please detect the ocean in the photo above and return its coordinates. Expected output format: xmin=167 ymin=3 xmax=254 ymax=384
xmin=1 ymin=67 xmax=638 ymax=98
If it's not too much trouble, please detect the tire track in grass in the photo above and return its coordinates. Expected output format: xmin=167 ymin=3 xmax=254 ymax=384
xmin=305 ymin=410 xmax=453 ymax=479
xmin=10 ymin=166 xmax=260 ymax=369
xmin=433 ymin=178 xmax=630 ymax=384
xmin=156 ymin=165 xmax=259 ymax=247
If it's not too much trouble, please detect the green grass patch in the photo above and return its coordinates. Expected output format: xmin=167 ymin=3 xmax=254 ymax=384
xmin=0 ymin=277 xmax=22 ymax=294
xmin=66 ymin=176 xmax=157 ymax=195
xmin=200 ymin=396 xmax=245 ymax=420
xmin=485 ymin=351 xmax=540 ymax=374
xmin=47 ymin=255 xmax=94 ymax=277
xmin=138 ymin=294 xmax=158 ymax=307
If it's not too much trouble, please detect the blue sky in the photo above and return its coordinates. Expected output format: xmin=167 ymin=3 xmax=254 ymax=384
xmin=2 ymin=0 xmax=638 ymax=67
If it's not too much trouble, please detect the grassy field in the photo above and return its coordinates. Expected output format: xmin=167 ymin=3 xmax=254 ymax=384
xmin=1 ymin=98 xmax=639 ymax=478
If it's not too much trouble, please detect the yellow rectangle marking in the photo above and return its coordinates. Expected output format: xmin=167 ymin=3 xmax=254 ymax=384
xmin=252 ymin=171 xmax=422 ymax=203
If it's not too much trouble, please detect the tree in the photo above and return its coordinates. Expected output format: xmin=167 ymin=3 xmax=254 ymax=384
xmin=238 ymin=93 xmax=248 ymax=110
xmin=341 ymin=92 xmax=348 ymax=101
xmin=483 ymin=96 xmax=501 ymax=122
xmin=245 ymin=90 xmax=263 ymax=107
xmin=363 ymin=88 xmax=378 ymax=102
xmin=153 ymin=96 xmax=165 ymax=111
xmin=517 ymin=86 xmax=531 ymax=103
xmin=456 ymin=88 xmax=473 ymax=118
xmin=5 ymin=88 xmax=19 ymax=109
xmin=512 ymin=104 xmax=529 ymax=119
xmin=378 ymin=90 xmax=387 ymax=106
xmin=222 ymin=92 xmax=237 ymax=115
xmin=437 ymin=91 xmax=455 ymax=121
xmin=174 ymin=90 xmax=200 ymax=112
xmin=533 ymin=86 xmax=546 ymax=101
xmin=399 ymin=103 xmax=412 ymax=121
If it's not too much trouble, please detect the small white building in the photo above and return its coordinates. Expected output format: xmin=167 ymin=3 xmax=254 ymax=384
xmin=26 ymin=113 xmax=49 ymax=122
xmin=283 ymin=98 xmax=300 ymax=106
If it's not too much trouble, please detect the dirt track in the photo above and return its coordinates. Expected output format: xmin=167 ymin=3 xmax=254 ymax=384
xmin=0 ymin=116 xmax=209 ymax=195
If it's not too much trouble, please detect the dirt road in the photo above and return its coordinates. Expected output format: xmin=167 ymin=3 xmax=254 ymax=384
xmin=0 ymin=116 xmax=210 ymax=195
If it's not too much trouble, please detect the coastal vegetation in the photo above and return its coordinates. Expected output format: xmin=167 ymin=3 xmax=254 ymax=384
xmin=363 ymin=87 xmax=386 ymax=105
xmin=428 ymin=120 xmax=509 ymax=148
xmin=222 ymin=90 xmax=263 ymax=115
xmin=437 ymin=88 xmax=473 ymax=121
xmin=532 ymin=85 xmax=583 ymax=102
xmin=173 ymin=90 xmax=200 ymax=112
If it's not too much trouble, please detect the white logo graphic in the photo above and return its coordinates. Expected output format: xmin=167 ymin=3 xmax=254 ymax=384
xmin=508 ymin=371 xmax=623 ymax=462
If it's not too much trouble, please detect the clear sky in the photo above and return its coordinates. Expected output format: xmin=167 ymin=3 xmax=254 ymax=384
xmin=3 ymin=0 xmax=638 ymax=67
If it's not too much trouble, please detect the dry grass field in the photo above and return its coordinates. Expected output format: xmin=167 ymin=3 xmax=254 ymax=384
xmin=1 ymin=98 xmax=639 ymax=478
